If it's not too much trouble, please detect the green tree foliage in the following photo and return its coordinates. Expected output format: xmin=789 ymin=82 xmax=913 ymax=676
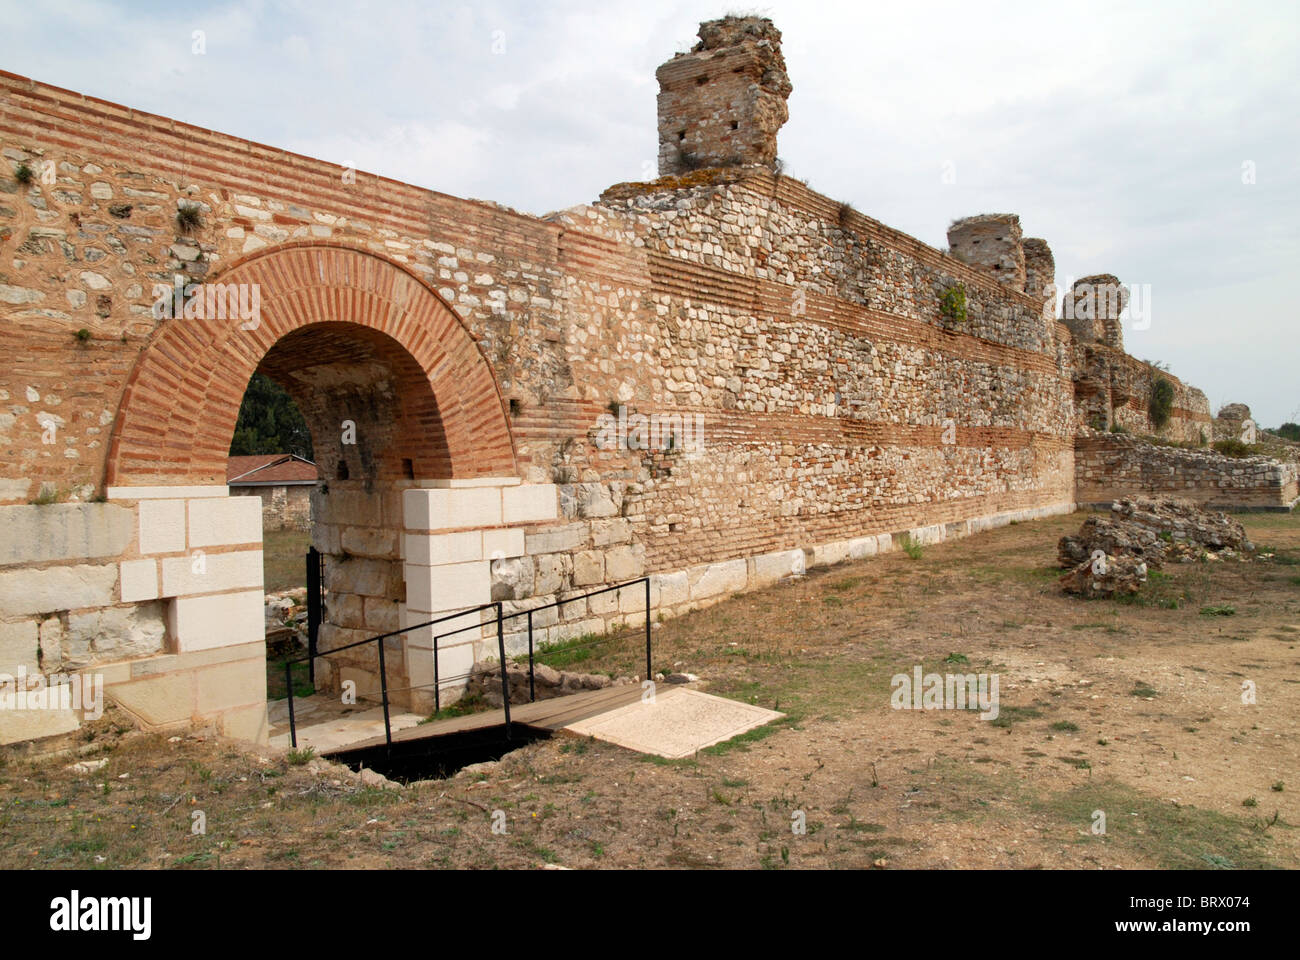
xmin=1276 ymin=422 xmax=1300 ymax=442
xmin=229 ymin=373 xmax=313 ymax=459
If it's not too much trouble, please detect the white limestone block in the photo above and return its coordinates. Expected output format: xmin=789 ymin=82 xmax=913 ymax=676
xmin=119 ymin=558 xmax=159 ymax=602
xmin=403 ymin=488 xmax=502 ymax=531
xmin=188 ymin=497 xmax=262 ymax=547
xmin=160 ymin=549 xmax=263 ymax=597
xmin=501 ymin=484 xmax=558 ymax=525
xmin=138 ymin=499 xmax=186 ymax=554
xmin=405 ymin=560 xmax=490 ymax=613
xmin=168 ymin=590 xmax=264 ymax=652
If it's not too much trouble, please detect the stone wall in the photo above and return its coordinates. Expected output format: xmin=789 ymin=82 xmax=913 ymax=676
xmin=230 ymin=484 xmax=312 ymax=531
xmin=1075 ymin=435 xmax=1300 ymax=511
xmin=1071 ymin=343 xmax=1211 ymax=442
xmin=0 ymin=64 xmax=1080 ymax=734
xmin=0 ymin=492 xmax=267 ymax=744
xmin=0 ymin=12 xmax=1248 ymax=743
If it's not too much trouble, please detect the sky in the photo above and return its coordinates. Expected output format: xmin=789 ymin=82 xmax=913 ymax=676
xmin=3 ymin=0 xmax=1297 ymax=426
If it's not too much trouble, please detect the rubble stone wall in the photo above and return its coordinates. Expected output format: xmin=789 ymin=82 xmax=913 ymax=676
xmin=230 ymin=485 xmax=312 ymax=532
xmin=1075 ymin=435 xmax=1300 ymax=511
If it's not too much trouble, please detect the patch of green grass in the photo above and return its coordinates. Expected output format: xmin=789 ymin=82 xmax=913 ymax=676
xmin=1272 ymin=781 xmax=1285 ymax=793
xmin=838 ymin=816 xmax=886 ymax=834
xmin=1033 ymin=778 xmax=1277 ymax=869
xmin=901 ymin=535 xmax=924 ymax=560
xmin=1199 ymin=604 xmax=1236 ymax=617
xmin=514 ymin=838 xmax=558 ymax=863
xmin=31 ymin=486 xmax=61 ymax=506
xmin=943 ymin=652 xmax=970 ymax=664
xmin=286 ymin=747 xmax=316 ymax=766
xmin=530 ymin=631 xmax=616 ymax=671
xmin=1130 ymin=683 xmax=1158 ymax=698
xmin=701 ymin=716 xmax=796 ymax=757
xmin=988 ymin=705 xmax=1043 ymax=729
xmin=1256 ymin=545 xmax=1300 ymax=566
xmin=266 ymin=656 xmax=313 ymax=701
xmin=1050 ymin=721 xmax=1080 ymax=733
xmin=637 ymin=753 xmax=697 ymax=768
xmin=261 ymin=528 xmax=311 ymax=593
xmin=421 ymin=691 xmax=490 ymax=723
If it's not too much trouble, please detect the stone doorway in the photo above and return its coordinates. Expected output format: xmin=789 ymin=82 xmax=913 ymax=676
xmin=102 ymin=245 xmax=525 ymax=737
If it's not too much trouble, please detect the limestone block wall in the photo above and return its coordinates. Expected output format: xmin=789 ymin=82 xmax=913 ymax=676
xmin=1075 ymin=435 xmax=1299 ymax=511
xmin=0 ymin=489 xmax=266 ymax=744
xmin=398 ymin=480 xmax=559 ymax=712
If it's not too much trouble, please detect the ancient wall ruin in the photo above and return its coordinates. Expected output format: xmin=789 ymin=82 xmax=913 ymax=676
xmin=0 ymin=15 xmax=1273 ymax=745
xmin=1075 ymin=435 xmax=1300 ymax=511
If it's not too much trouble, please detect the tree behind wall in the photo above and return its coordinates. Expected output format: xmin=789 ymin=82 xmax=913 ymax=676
xmin=229 ymin=373 xmax=314 ymax=460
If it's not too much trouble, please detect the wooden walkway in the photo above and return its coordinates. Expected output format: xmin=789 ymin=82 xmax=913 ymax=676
xmin=323 ymin=683 xmax=646 ymax=756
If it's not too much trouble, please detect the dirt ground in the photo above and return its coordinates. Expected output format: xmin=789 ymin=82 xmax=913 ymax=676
xmin=2 ymin=509 xmax=1297 ymax=870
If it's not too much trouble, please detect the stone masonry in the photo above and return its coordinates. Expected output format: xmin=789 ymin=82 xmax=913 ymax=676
xmin=0 ymin=15 xmax=1285 ymax=744
xmin=657 ymin=17 xmax=792 ymax=175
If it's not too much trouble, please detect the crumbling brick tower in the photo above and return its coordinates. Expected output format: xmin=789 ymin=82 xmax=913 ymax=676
xmin=1023 ymin=238 xmax=1056 ymax=302
xmin=656 ymin=16 xmax=793 ymax=176
xmin=1068 ymin=274 xmax=1128 ymax=351
xmin=947 ymin=214 xmax=1027 ymax=291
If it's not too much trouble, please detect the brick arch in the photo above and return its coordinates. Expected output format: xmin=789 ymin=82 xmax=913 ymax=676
xmin=105 ymin=243 xmax=515 ymax=485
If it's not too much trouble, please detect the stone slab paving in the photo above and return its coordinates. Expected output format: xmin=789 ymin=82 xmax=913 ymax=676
xmin=563 ymin=686 xmax=783 ymax=759
xmin=268 ymin=703 xmax=424 ymax=753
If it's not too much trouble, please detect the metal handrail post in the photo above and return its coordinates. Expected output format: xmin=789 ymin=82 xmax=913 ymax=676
xmin=496 ymin=602 xmax=511 ymax=738
xmin=644 ymin=576 xmax=652 ymax=680
xmin=286 ymin=662 xmax=297 ymax=749
xmin=377 ymin=636 xmax=392 ymax=749
xmin=527 ymin=609 xmax=535 ymax=703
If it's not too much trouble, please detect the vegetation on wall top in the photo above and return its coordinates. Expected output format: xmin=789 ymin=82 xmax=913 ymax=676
xmin=1148 ymin=377 xmax=1175 ymax=430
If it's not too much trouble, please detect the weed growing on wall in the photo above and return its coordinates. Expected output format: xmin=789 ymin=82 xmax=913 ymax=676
xmin=1149 ymin=377 xmax=1175 ymax=430
xmin=940 ymin=284 xmax=967 ymax=325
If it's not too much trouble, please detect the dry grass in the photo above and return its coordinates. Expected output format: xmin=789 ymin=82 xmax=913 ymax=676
xmin=3 ymin=509 xmax=1297 ymax=869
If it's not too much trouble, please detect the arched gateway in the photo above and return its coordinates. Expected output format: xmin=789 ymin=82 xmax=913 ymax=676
xmin=99 ymin=244 xmax=556 ymax=741
xmin=108 ymin=243 xmax=515 ymax=485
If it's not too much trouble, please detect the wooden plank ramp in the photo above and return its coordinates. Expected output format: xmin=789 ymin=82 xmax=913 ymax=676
xmin=323 ymin=683 xmax=646 ymax=756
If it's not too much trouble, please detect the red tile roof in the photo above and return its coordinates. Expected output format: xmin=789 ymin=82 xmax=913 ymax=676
xmin=227 ymin=454 xmax=321 ymax=485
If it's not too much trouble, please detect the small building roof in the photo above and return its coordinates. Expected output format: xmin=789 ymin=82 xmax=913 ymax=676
xmin=227 ymin=454 xmax=321 ymax=486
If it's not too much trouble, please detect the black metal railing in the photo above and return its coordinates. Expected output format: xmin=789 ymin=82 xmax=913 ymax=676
xmin=284 ymin=576 xmax=652 ymax=751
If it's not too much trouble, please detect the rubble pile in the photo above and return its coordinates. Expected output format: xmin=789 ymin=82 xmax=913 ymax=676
xmin=1058 ymin=497 xmax=1254 ymax=596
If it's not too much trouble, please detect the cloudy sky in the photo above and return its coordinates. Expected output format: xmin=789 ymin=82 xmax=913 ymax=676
xmin=4 ymin=0 xmax=1297 ymax=426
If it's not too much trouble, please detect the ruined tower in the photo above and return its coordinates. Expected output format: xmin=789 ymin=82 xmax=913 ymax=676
xmin=655 ymin=16 xmax=792 ymax=176
xmin=1067 ymin=274 xmax=1128 ymax=350
xmin=1022 ymin=238 xmax=1055 ymax=301
xmin=946 ymin=214 xmax=1026 ymax=291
